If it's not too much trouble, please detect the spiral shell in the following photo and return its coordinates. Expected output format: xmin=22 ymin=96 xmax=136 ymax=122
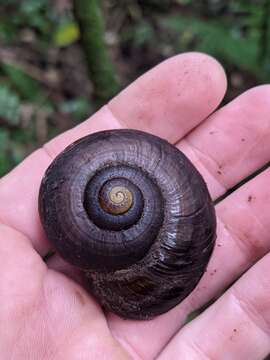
xmin=39 ymin=129 xmax=216 ymax=319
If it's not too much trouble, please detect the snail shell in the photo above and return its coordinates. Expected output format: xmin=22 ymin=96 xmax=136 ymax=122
xmin=39 ymin=129 xmax=216 ymax=320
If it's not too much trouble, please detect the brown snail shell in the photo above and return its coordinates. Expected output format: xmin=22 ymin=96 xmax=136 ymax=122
xmin=39 ymin=129 xmax=216 ymax=320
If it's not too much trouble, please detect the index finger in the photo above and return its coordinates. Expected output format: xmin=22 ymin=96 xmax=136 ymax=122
xmin=0 ymin=52 xmax=226 ymax=255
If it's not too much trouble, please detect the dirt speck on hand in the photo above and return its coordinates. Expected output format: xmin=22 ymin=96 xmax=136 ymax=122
xmin=230 ymin=328 xmax=238 ymax=341
xmin=75 ymin=290 xmax=86 ymax=306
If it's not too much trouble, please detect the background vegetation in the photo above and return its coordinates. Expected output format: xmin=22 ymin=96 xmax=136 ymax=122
xmin=0 ymin=2 xmax=269 ymax=357
xmin=0 ymin=0 xmax=269 ymax=176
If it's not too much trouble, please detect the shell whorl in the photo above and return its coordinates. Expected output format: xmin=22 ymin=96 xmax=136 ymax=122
xmin=39 ymin=129 xmax=216 ymax=319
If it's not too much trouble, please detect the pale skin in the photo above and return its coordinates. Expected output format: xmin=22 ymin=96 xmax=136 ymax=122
xmin=0 ymin=52 xmax=269 ymax=360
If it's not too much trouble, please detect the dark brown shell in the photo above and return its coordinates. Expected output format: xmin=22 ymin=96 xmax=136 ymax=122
xmin=39 ymin=129 xmax=216 ymax=320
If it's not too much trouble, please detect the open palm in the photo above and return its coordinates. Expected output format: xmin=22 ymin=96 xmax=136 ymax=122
xmin=0 ymin=53 xmax=269 ymax=360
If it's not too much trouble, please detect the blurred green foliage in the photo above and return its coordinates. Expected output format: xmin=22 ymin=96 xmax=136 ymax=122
xmin=161 ymin=2 xmax=270 ymax=80
xmin=0 ymin=0 xmax=269 ymax=177
xmin=0 ymin=0 xmax=92 ymax=175
xmin=54 ymin=21 xmax=80 ymax=47
xmin=0 ymin=85 xmax=21 ymax=126
xmin=0 ymin=0 xmax=54 ymax=44
xmin=1 ymin=62 xmax=44 ymax=101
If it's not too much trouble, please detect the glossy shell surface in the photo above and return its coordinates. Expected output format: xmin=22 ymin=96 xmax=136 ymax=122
xmin=39 ymin=129 xmax=216 ymax=319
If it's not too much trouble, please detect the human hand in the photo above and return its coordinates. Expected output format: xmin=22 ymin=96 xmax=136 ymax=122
xmin=0 ymin=52 xmax=269 ymax=360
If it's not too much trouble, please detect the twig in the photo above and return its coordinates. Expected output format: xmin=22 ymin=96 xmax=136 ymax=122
xmin=73 ymin=0 xmax=120 ymax=107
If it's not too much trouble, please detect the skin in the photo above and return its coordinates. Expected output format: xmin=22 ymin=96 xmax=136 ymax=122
xmin=0 ymin=52 xmax=269 ymax=360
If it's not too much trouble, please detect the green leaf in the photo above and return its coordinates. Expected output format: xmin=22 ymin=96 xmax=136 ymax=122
xmin=0 ymin=85 xmax=21 ymax=126
xmin=54 ymin=21 xmax=80 ymax=47
xmin=1 ymin=62 xmax=43 ymax=102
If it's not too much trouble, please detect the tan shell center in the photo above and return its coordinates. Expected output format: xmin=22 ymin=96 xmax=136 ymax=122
xmin=101 ymin=186 xmax=133 ymax=215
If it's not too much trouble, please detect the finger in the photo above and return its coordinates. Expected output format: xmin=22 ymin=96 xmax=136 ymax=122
xmin=109 ymin=52 xmax=226 ymax=144
xmin=0 ymin=52 xmax=226 ymax=255
xmin=44 ymin=52 xmax=227 ymax=155
xmin=0 ymin=224 xmax=131 ymax=360
xmin=108 ymin=167 xmax=270 ymax=360
xmin=0 ymin=223 xmax=47 ymax=299
xmin=177 ymin=85 xmax=270 ymax=199
xmin=46 ymin=253 xmax=84 ymax=285
xmin=158 ymin=252 xmax=270 ymax=360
